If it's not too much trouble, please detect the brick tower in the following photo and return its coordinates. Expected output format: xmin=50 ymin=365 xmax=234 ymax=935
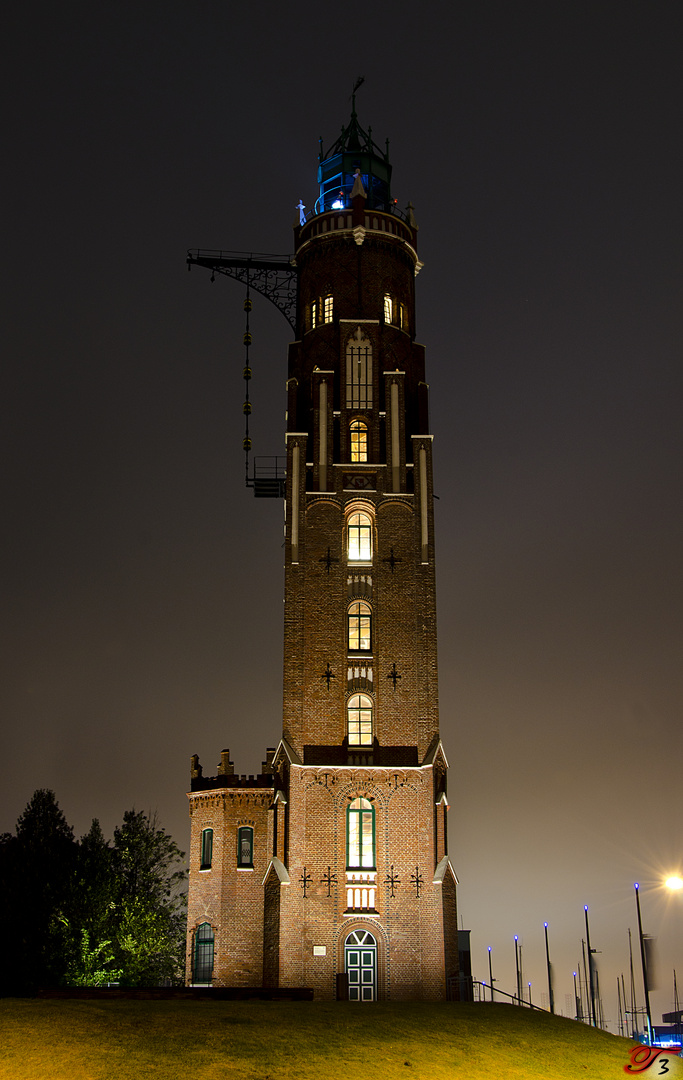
xmin=186 ymin=108 xmax=459 ymax=1001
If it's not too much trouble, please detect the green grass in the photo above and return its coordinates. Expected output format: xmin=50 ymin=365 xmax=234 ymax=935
xmin=0 ymin=998 xmax=637 ymax=1080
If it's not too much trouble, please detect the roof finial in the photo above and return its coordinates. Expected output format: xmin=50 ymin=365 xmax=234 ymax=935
xmin=351 ymin=75 xmax=365 ymax=116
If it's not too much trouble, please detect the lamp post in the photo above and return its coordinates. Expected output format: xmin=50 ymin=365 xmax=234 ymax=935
xmin=544 ymin=922 xmax=555 ymax=1014
xmin=634 ymin=883 xmax=653 ymax=1044
xmin=584 ymin=906 xmax=597 ymax=1028
xmin=514 ymin=936 xmax=522 ymax=1005
xmin=488 ymin=947 xmax=495 ymax=1002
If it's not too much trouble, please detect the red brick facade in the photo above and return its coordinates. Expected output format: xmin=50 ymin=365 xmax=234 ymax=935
xmin=187 ymin=115 xmax=459 ymax=999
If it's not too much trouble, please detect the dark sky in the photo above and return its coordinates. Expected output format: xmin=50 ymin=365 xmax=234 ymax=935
xmin=3 ymin=1 xmax=682 ymax=1029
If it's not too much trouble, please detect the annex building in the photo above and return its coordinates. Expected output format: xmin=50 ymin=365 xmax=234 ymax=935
xmin=186 ymin=108 xmax=460 ymax=1001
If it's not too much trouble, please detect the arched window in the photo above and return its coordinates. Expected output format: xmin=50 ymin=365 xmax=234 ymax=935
xmin=348 ymin=512 xmax=372 ymax=561
xmin=348 ymin=601 xmax=371 ymax=652
xmin=350 ymin=420 xmax=368 ymax=463
xmin=346 ymin=797 xmax=375 ymax=869
xmin=347 ymin=693 xmax=373 ymax=746
xmin=237 ymin=826 xmax=254 ymax=868
xmin=193 ymin=923 xmax=214 ymax=984
xmin=200 ymin=828 xmax=213 ymax=870
xmin=346 ymin=329 xmax=373 ymax=408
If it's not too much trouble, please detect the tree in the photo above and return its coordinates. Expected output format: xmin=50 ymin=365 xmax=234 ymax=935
xmin=0 ymin=790 xmax=79 ymax=993
xmin=111 ymin=810 xmax=187 ymax=985
xmin=0 ymin=792 xmax=187 ymax=995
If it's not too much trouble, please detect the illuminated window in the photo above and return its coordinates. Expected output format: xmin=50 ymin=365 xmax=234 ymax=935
xmin=350 ymin=420 xmax=368 ymax=462
xmin=193 ymin=923 xmax=214 ymax=983
xmin=347 ymin=693 xmax=373 ymax=746
xmin=237 ymin=826 xmax=254 ymax=868
xmin=346 ymin=329 xmax=373 ymax=408
xmin=311 ymin=296 xmax=333 ymax=329
xmin=384 ymin=294 xmax=393 ymax=323
xmin=348 ymin=601 xmax=371 ymax=652
xmin=347 ymin=796 xmax=375 ymax=867
xmin=348 ymin=512 xmax=372 ymax=561
xmin=200 ymin=828 xmax=213 ymax=870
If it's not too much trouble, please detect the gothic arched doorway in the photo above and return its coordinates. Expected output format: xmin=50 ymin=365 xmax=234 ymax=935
xmin=344 ymin=928 xmax=377 ymax=1001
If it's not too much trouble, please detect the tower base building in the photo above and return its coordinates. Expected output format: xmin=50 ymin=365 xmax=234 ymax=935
xmin=186 ymin=109 xmax=460 ymax=1001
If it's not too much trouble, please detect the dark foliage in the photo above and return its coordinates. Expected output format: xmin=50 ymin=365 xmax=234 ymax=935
xmin=0 ymin=790 xmax=187 ymax=995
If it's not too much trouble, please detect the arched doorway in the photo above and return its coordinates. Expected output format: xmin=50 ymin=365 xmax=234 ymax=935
xmin=344 ymin=928 xmax=377 ymax=1001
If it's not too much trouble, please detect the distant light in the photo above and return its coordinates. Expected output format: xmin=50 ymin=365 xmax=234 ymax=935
xmin=584 ymin=905 xmax=588 ymax=911
xmin=666 ymin=876 xmax=683 ymax=890
xmin=544 ymin=922 xmax=548 ymax=928
xmin=514 ymin=935 xmax=518 ymax=942
xmin=488 ymin=946 xmax=491 ymax=953
xmin=332 ymin=199 xmax=344 ymax=209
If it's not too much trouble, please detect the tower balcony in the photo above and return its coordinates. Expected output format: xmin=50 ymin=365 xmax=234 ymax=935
xmin=297 ymin=207 xmax=416 ymax=250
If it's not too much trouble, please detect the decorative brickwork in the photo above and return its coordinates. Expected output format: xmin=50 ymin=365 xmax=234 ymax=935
xmin=187 ymin=112 xmax=459 ymax=999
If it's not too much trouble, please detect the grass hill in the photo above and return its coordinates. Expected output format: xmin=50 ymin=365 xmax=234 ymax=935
xmin=0 ymin=997 xmax=637 ymax=1079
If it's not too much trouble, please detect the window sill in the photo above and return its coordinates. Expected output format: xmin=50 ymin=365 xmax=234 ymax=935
xmin=343 ymin=909 xmax=379 ymax=918
xmin=237 ymin=866 xmax=254 ymax=872
xmin=199 ymin=867 xmax=212 ymax=873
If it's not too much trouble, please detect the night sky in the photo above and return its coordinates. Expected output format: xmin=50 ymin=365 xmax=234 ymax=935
xmin=4 ymin=1 xmax=682 ymax=1030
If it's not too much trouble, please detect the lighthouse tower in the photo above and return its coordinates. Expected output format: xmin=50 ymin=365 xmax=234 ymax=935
xmin=186 ymin=109 xmax=459 ymax=1001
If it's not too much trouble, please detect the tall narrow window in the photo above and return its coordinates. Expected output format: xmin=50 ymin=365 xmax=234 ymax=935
xmin=323 ymin=295 xmax=333 ymax=322
xmin=237 ymin=826 xmax=254 ymax=868
xmin=384 ymin=294 xmax=393 ymax=323
xmin=347 ymin=693 xmax=373 ymax=746
xmin=350 ymin=420 xmax=368 ymax=463
xmin=346 ymin=329 xmax=373 ymax=408
xmin=347 ymin=797 xmax=375 ymax=868
xmin=348 ymin=601 xmax=371 ymax=652
xmin=200 ymin=828 xmax=213 ymax=870
xmin=311 ymin=300 xmax=318 ymax=329
xmin=348 ymin=512 xmax=372 ymax=561
xmin=193 ymin=923 xmax=214 ymax=983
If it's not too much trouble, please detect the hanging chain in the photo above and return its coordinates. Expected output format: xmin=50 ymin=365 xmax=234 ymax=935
xmin=242 ymin=280 xmax=252 ymax=485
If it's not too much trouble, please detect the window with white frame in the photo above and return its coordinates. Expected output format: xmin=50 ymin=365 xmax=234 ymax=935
xmin=348 ymin=601 xmax=371 ymax=652
xmin=350 ymin=419 xmax=368 ymax=463
xmin=346 ymin=797 xmax=375 ymax=868
xmin=193 ymin=923 xmax=214 ymax=983
xmin=200 ymin=828 xmax=213 ymax=870
xmin=348 ymin=512 xmax=372 ymax=561
xmin=347 ymin=693 xmax=373 ymax=746
xmin=237 ymin=826 xmax=254 ymax=868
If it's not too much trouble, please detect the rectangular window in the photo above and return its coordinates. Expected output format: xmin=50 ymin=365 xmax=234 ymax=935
xmin=347 ymin=799 xmax=375 ymax=869
xmin=193 ymin=923 xmax=214 ymax=983
xmin=323 ymin=295 xmax=333 ymax=322
xmin=200 ymin=828 xmax=213 ymax=870
xmin=384 ymin=294 xmax=393 ymax=323
xmin=346 ymin=332 xmax=373 ymax=408
xmin=311 ymin=300 xmax=318 ymax=329
xmin=237 ymin=826 xmax=254 ymax=868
